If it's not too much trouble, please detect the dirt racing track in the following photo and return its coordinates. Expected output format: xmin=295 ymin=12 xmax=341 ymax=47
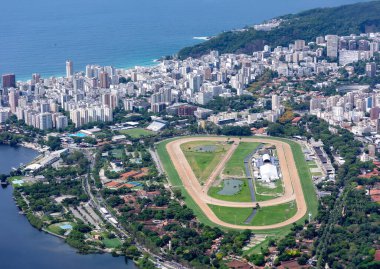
xmin=165 ymin=137 xmax=308 ymax=230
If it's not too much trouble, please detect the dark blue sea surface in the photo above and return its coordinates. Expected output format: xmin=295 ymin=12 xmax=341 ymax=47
xmin=0 ymin=145 xmax=136 ymax=269
xmin=0 ymin=0 xmax=367 ymax=80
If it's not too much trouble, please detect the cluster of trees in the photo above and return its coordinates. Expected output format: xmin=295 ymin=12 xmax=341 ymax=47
xmin=110 ymin=185 xmax=253 ymax=268
xmin=0 ymin=131 xmax=29 ymax=146
xmin=266 ymin=121 xmax=305 ymax=137
xmin=315 ymin=187 xmax=380 ymax=268
xmin=65 ymin=222 xmax=94 ymax=253
xmin=202 ymin=95 xmax=256 ymax=112
xmin=18 ymin=179 xmax=87 ymax=214
xmin=221 ymin=126 xmax=251 ymax=136
xmin=46 ymin=136 xmax=62 ymax=150
xmin=290 ymin=115 xmax=380 ymax=268
xmin=246 ymin=69 xmax=278 ymax=93
xmin=178 ymin=1 xmax=380 ymax=58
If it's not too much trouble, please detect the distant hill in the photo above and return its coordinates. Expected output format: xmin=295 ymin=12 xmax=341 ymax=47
xmin=178 ymin=1 xmax=380 ymax=59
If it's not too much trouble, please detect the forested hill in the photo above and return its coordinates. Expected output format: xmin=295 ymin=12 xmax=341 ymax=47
xmin=178 ymin=1 xmax=380 ymax=59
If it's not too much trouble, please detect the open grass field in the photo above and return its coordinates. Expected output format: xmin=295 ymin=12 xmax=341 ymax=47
xmin=208 ymin=179 xmax=252 ymax=202
xmin=119 ymin=128 xmax=154 ymax=138
xmin=111 ymin=148 xmax=124 ymax=159
xmin=209 ymin=201 xmax=297 ymax=226
xmin=254 ymin=179 xmax=284 ymax=198
xmin=181 ymin=140 xmax=231 ymax=183
xmin=46 ymin=222 xmax=74 ymax=235
xmin=223 ymin=142 xmax=260 ymax=177
xmin=102 ymin=238 xmax=122 ymax=248
xmin=47 ymin=224 xmax=64 ymax=235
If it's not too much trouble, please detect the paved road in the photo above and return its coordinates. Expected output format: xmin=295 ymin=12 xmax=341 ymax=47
xmin=149 ymin=149 xmax=164 ymax=175
xmin=165 ymin=137 xmax=307 ymax=230
xmin=82 ymin=149 xmax=186 ymax=269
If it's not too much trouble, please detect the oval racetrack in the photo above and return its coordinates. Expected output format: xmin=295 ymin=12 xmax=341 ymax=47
xmin=165 ymin=137 xmax=308 ymax=229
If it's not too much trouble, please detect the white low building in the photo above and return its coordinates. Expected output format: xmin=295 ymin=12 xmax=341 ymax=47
xmin=259 ymin=153 xmax=279 ymax=182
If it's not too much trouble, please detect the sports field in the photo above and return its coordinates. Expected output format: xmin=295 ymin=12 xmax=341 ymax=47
xmin=119 ymin=128 xmax=154 ymax=138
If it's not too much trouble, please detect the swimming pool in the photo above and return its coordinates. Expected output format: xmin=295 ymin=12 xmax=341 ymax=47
xmin=69 ymin=132 xmax=87 ymax=138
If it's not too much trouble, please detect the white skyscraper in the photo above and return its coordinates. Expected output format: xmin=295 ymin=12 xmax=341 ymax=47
xmin=66 ymin=60 xmax=73 ymax=78
xmin=326 ymin=35 xmax=339 ymax=58
xmin=39 ymin=113 xmax=53 ymax=130
xmin=272 ymin=95 xmax=280 ymax=111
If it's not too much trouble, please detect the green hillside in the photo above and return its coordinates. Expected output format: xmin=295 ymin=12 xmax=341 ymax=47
xmin=178 ymin=1 xmax=380 ymax=59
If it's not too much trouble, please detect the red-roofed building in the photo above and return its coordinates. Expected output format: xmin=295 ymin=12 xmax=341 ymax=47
xmin=369 ymin=189 xmax=380 ymax=202
xmin=358 ymin=168 xmax=380 ymax=179
xmin=375 ymin=250 xmax=380 ymax=261
xmin=292 ymin=117 xmax=302 ymax=125
xmin=227 ymin=260 xmax=253 ymax=269
xmin=121 ymin=170 xmax=140 ymax=180
xmin=279 ymin=260 xmax=310 ymax=269
xmin=105 ymin=181 xmax=134 ymax=190
xmin=120 ymin=168 xmax=149 ymax=180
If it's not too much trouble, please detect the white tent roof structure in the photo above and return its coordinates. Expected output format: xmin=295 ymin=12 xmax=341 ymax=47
xmin=259 ymin=163 xmax=279 ymax=182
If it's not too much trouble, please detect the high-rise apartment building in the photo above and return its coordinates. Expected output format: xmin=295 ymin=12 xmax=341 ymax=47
xmin=272 ymin=94 xmax=280 ymax=111
xmin=66 ymin=60 xmax=73 ymax=78
xmin=39 ymin=112 xmax=53 ymax=130
xmin=8 ymin=88 xmax=19 ymax=113
xmin=2 ymin=74 xmax=16 ymax=88
xmin=326 ymin=35 xmax=339 ymax=58
xmin=99 ymin=72 xmax=110 ymax=88
xmin=366 ymin=62 xmax=376 ymax=78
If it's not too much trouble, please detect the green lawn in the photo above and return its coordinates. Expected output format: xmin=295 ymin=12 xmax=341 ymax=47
xmin=7 ymin=176 xmax=22 ymax=185
xmin=119 ymin=128 xmax=154 ymax=138
xmin=102 ymin=238 xmax=122 ymax=248
xmin=208 ymin=179 xmax=252 ymax=202
xmin=111 ymin=148 xmax=124 ymax=159
xmin=224 ymin=142 xmax=260 ymax=177
xmin=47 ymin=224 xmax=64 ymax=235
xmin=46 ymin=222 xmax=74 ymax=236
xmin=254 ymin=179 xmax=284 ymax=197
xmin=181 ymin=141 xmax=231 ymax=183
xmin=209 ymin=201 xmax=297 ymax=226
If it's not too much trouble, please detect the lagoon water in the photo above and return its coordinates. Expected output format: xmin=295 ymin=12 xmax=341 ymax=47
xmin=0 ymin=144 xmax=39 ymax=174
xmin=0 ymin=145 xmax=136 ymax=269
xmin=0 ymin=0 xmax=367 ymax=81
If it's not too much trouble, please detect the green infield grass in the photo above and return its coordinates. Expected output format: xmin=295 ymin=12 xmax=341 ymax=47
xmin=223 ymin=142 xmax=260 ymax=177
xmin=180 ymin=140 xmax=231 ymax=183
xmin=209 ymin=201 xmax=297 ymax=226
xmin=254 ymin=179 xmax=284 ymax=197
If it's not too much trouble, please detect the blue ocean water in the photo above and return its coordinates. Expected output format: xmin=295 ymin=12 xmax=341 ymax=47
xmin=0 ymin=0 xmax=366 ymax=81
